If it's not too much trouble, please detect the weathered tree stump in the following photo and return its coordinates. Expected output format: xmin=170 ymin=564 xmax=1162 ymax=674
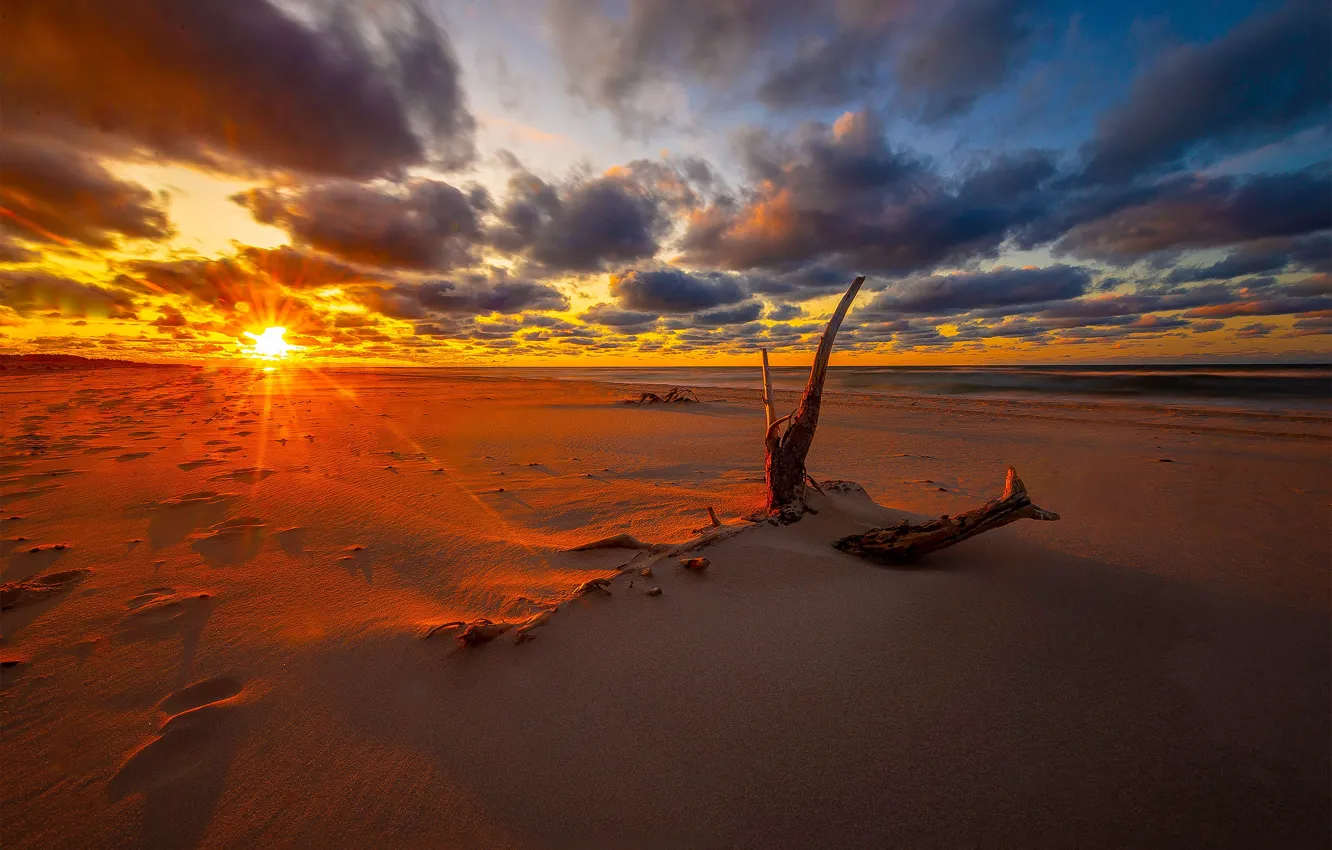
xmin=763 ymin=276 xmax=864 ymax=520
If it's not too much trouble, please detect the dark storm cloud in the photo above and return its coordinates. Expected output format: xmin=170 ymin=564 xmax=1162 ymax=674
xmin=233 ymin=246 xmax=388 ymax=290
xmin=610 ymin=269 xmax=749 ymax=313
xmin=1054 ymin=163 xmax=1332 ymax=262
xmin=2 ymin=0 xmax=473 ymax=177
xmin=765 ymin=303 xmax=805 ymax=321
xmin=368 ymin=275 xmax=569 ymax=319
xmin=0 ymin=135 xmax=170 ymax=249
xmin=0 ymin=270 xmax=138 ymax=318
xmin=488 ymin=159 xmax=717 ymax=273
xmin=0 ymin=236 xmax=40 ymax=264
xmin=1165 ymin=250 xmax=1296 ymax=284
xmin=662 ymin=300 xmax=766 ymax=328
xmin=891 ymin=0 xmax=1038 ymax=124
xmin=578 ymin=303 xmax=659 ymax=329
xmin=682 ymin=112 xmax=1055 ymax=275
xmin=1078 ymin=0 xmax=1331 ymax=184
xmin=862 ymin=265 xmax=1090 ymax=316
xmin=549 ymin=0 xmax=1042 ymax=131
xmin=236 ymin=179 xmax=485 ymax=271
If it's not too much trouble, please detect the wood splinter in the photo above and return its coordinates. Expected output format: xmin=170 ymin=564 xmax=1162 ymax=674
xmin=833 ymin=467 xmax=1059 ymax=563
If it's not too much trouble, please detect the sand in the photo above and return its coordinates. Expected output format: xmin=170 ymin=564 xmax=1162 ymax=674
xmin=2 ymin=365 xmax=1329 ymax=848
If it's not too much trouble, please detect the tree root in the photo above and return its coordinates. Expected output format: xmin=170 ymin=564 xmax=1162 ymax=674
xmin=833 ymin=467 xmax=1059 ymax=563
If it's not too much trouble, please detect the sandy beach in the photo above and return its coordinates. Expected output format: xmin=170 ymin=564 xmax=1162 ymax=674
xmin=2 ymin=365 xmax=1329 ymax=848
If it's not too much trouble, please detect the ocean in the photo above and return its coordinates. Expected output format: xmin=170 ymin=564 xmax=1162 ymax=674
xmin=505 ymin=364 xmax=1332 ymax=412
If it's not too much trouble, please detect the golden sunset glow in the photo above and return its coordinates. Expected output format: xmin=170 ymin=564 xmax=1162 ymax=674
xmin=244 ymin=326 xmax=296 ymax=360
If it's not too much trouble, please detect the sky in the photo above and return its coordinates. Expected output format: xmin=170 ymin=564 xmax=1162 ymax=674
xmin=0 ymin=0 xmax=1328 ymax=366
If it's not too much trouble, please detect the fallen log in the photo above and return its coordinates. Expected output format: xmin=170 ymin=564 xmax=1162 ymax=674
xmin=832 ymin=467 xmax=1059 ymax=563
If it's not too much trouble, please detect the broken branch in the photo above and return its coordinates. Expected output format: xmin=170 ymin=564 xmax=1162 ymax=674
xmin=833 ymin=467 xmax=1059 ymax=563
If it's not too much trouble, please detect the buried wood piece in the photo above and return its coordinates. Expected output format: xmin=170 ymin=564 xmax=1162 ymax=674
xmin=422 ymin=619 xmax=515 ymax=646
xmin=763 ymin=276 xmax=865 ymax=520
xmin=692 ymin=505 xmax=723 ymax=534
xmin=574 ymin=577 xmax=613 ymax=596
xmin=833 ymin=467 xmax=1060 ymax=563
xmin=513 ymin=610 xmax=553 ymax=643
xmin=568 ymin=533 xmax=670 ymax=553
xmin=681 ymin=557 xmax=710 ymax=570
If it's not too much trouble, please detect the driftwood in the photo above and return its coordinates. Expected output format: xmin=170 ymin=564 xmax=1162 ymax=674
xmin=624 ymin=387 xmax=698 ymax=405
xmin=759 ymin=275 xmax=1060 ymax=559
xmin=762 ymin=276 xmax=864 ymax=520
xmin=833 ymin=467 xmax=1059 ymax=563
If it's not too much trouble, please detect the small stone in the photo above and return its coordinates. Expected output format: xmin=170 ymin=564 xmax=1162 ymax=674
xmin=645 ymin=587 xmax=663 ymax=597
xmin=639 ymin=567 xmax=653 ymax=577
xmin=681 ymin=557 xmax=709 ymax=571
xmin=29 ymin=547 xmax=41 ymax=553
xmin=1158 ymin=458 xmax=1174 ymax=463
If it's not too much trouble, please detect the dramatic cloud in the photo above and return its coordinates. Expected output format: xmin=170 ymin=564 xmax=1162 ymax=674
xmin=578 ymin=303 xmax=659 ymax=329
xmin=862 ymin=265 xmax=1091 ymax=315
xmin=0 ymin=135 xmax=171 ymax=249
xmin=1079 ymin=0 xmax=1331 ymax=183
xmin=1055 ymin=163 xmax=1332 ymax=262
xmin=237 ymin=179 xmax=485 ymax=271
xmin=682 ymin=111 xmax=1054 ymax=275
xmin=0 ymin=236 xmax=40 ymax=264
xmin=0 ymin=270 xmax=138 ymax=319
xmin=549 ymin=0 xmax=1043 ymax=130
xmin=610 ymin=269 xmax=749 ymax=313
xmin=488 ymin=164 xmax=704 ymax=272
xmin=366 ymin=274 xmax=569 ymax=319
xmin=2 ymin=0 xmax=473 ymax=177
xmin=891 ymin=0 xmax=1038 ymax=123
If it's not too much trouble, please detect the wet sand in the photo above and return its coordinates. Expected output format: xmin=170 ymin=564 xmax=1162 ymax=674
xmin=2 ymin=365 xmax=1329 ymax=848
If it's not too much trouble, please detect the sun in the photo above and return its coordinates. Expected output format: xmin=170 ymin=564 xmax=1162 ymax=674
xmin=244 ymin=326 xmax=297 ymax=360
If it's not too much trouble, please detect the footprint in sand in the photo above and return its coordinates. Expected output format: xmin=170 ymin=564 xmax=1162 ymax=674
xmin=191 ymin=517 xmax=266 ymax=566
xmin=117 ymin=592 xmax=214 ymax=641
xmin=1 ymin=569 xmax=92 ymax=611
xmin=0 ymin=483 xmax=63 ymax=507
xmin=274 ymin=527 xmax=305 ymax=556
xmin=178 ymin=459 xmax=226 ymax=472
xmin=117 ymin=452 xmax=150 ymax=462
xmin=212 ymin=467 xmax=277 ymax=484
xmin=158 ymin=676 xmax=244 ymax=717
xmin=108 ymin=677 xmax=245 ymax=803
xmin=127 ymin=587 xmax=176 ymax=610
xmin=3 ymin=545 xmax=69 ymax=582
xmin=130 ymin=491 xmax=239 ymax=550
